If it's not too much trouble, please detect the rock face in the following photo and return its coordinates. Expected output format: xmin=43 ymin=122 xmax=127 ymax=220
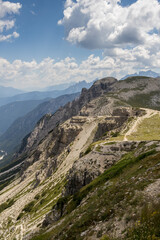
xmin=93 ymin=107 xmax=140 ymax=140
xmin=19 ymin=77 xmax=118 ymax=154
xmin=19 ymin=118 xmax=83 ymax=181
xmin=88 ymin=77 xmax=117 ymax=99
xmin=64 ymin=141 xmax=137 ymax=196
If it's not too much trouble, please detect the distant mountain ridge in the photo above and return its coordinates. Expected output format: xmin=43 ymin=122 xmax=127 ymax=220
xmin=121 ymin=70 xmax=160 ymax=80
xmin=43 ymin=82 xmax=75 ymax=91
xmin=0 ymin=85 xmax=24 ymax=98
xmin=0 ymin=80 xmax=92 ymax=153
xmin=0 ymin=92 xmax=79 ymax=157
xmin=0 ymin=99 xmax=50 ymax=136
xmin=0 ymin=80 xmax=93 ymax=107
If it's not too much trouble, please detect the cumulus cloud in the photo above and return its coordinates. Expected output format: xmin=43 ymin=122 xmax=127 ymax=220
xmin=58 ymin=0 xmax=160 ymax=78
xmin=0 ymin=31 xmax=19 ymax=42
xmin=0 ymin=0 xmax=21 ymax=41
xmin=0 ymin=53 xmax=159 ymax=90
xmin=59 ymin=0 xmax=160 ymax=49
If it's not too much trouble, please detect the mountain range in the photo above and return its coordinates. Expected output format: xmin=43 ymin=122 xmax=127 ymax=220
xmin=0 ymin=99 xmax=50 ymax=136
xmin=0 ymin=80 xmax=93 ymax=107
xmin=0 ymin=85 xmax=24 ymax=98
xmin=43 ymin=82 xmax=75 ymax=91
xmin=0 ymin=92 xmax=79 ymax=165
xmin=121 ymin=70 xmax=160 ymax=80
xmin=0 ymin=80 xmax=93 ymax=153
xmin=0 ymin=76 xmax=160 ymax=239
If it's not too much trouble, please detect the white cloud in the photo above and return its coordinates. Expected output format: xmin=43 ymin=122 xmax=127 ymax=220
xmin=0 ymin=19 xmax=15 ymax=32
xmin=0 ymin=0 xmax=21 ymax=18
xmin=0 ymin=0 xmax=21 ymax=42
xmin=59 ymin=0 xmax=160 ymax=49
xmin=0 ymin=53 xmax=159 ymax=90
xmin=0 ymin=31 xmax=19 ymax=42
xmin=58 ymin=0 xmax=160 ymax=78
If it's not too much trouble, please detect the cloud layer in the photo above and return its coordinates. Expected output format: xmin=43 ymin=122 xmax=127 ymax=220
xmin=0 ymin=53 xmax=159 ymax=90
xmin=0 ymin=0 xmax=21 ymax=42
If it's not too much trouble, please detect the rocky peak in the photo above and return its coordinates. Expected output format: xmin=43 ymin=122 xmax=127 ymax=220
xmin=18 ymin=77 xmax=117 ymax=154
xmin=93 ymin=77 xmax=117 ymax=87
xmin=87 ymin=77 xmax=117 ymax=98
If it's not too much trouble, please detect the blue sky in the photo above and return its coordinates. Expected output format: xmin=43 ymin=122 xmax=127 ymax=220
xmin=0 ymin=0 xmax=101 ymax=62
xmin=0 ymin=0 xmax=138 ymax=62
xmin=0 ymin=0 xmax=160 ymax=90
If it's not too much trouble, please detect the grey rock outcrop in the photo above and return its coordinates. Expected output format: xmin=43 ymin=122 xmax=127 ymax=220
xmin=19 ymin=78 xmax=117 ymax=154
xmin=64 ymin=141 xmax=138 ymax=196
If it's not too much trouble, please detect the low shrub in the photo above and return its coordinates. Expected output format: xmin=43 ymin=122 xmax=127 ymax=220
xmin=23 ymin=201 xmax=35 ymax=213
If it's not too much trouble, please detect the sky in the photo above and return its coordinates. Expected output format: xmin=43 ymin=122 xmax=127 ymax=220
xmin=0 ymin=0 xmax=160 ymax=90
